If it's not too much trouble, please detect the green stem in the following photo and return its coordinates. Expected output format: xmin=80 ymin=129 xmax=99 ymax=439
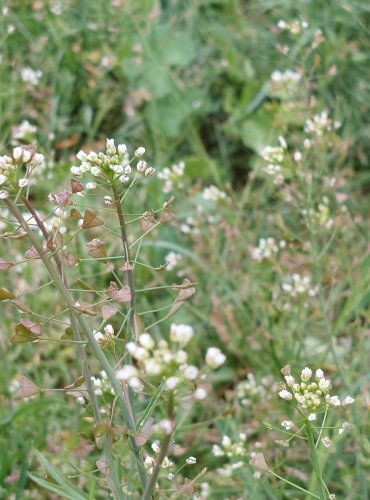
xmin=141 ymin=393 xmax=174 ymax=500
xmin=111 ymin=183 xmax=137 ymax=336
xmin=268 ymin=470 xmax=320 ymax=499
xmin=305 ymin=421 xmax=327 ymax=499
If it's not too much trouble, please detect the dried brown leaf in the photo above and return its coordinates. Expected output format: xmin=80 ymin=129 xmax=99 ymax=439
xmin=64 ymin=250 xmax=80 ymax=267
xmin=82 ymin=208 xmax=104 ymax=229
xmin=86 ymin=239 xmax=106 ymax=258
xmin=71 ymin=178 xmax=84 ymax=193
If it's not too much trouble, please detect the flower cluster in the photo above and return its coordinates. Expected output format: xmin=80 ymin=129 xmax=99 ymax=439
xmin=21 ymin=67 xmax=43 ymax=85
xmin=236 ymin=372 xmax=275 ymax=407
xmin=12 ymin=120 xmax=37 ymax=143
xmin=281 ymin=273 xmax=318 ymax=298
xmin=279 ymin=366 xmax=355 ymax=416
xmin=260 ymin=137 xmax=287 ymax=184
xmin=304 ymin=111 xmax=341 ymax=139
xmin=277 ymin=19 xmax=309 ymax=34
xmin=0 ymin=146 xmax=45 ymax=194
xmin=157 ymin=161 xmax=185 ymax=193
xmin=93 ymin=324 xmax=116 ymax=351
xmin=70 ymin=138 xmax=154 ymax=187
xmin=91 ymin=370 xmax=115 ymax=397
xmin=202 ymin=185 xmax=226 ymax=201
xmin=212 ymin=433 xmax=247 ymax=458
xmin=270 ymin=70 xmax=301 ymax=98
xmin=116 ymin=326 xmax=226 ymax=395
xmin=165 ymin=251 xmax=183 ymax=272
xmin=250 ymin=237 xmax=286 ymax=262
xmin=302 ymin=196 xmax=334 ymax=229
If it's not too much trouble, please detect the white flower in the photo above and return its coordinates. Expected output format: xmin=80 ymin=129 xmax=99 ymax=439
xmin=175 ymin=350 xmax=187 ymax=364
xmin=134 ymin=147 xmax=145 ymax=157
xmin=76 ymin=150 xmax=87 ymax=161
xmin=106 ymin=138 xmax=116 ymax=154
xmin=13 ymin=147 xmax=23 ymax=161
xmin=170 ymin=324 xmax=193 ymax=345
xmin=205 ymin=347 xmax=226 ymax=369
xmin=279 ymin=389 xmax=292 ymax=400
xmin=342 ymin=396 xmax=354 ymax=406
xmin=321 ymin=437 xmax=331 ymax=448
xmin=144 ymin=359 xmax=163 ymax=376
xmin=93 ymin=331 xmax=104 ymax=343
xmin=212 ymin=444 xmax=224 ymax=457
xmin=183 ymin=365 xmax=199 ymax=380
xmin=116 ymin=365 xmax=138 ymax=381
xmin=328 ymin=395 xmax=340 ymax=407
xmin=137 ymin=160 xmax=147 ymax=172
xmin=193 ymin=387 xmax=207 ymax=400
xmin=202 ymin=185 xmax=226 ymax=201
xmin=117 ymin=143 xmax=127 ymax=155
xmin=281 ymin=420 xmax=294 ymax=430
xmin=86 ymin=182 xmax=96 ymax=189
xmin=119 ymin=175 xmax=129 ymax=184
xmin=0 ymin=174 xmax=8 ymax=185
xmin=22 ymin=150 xmax=32 ymax=162
xmin=318 ymin=378 xmax=331 ymax=391
xmin=151 ymin=441 xmax=160 ymax=453
xmin=158 ymin=418 xmax=174 ymax=435
xmin=70 ymin=166 xmax=81 ymax=175
xmin=284 ymin=375 xmax=295 ymax=386
xmin=90 ymin=166 xmax=101 ymax=176
xmin=18 ymin=178 xmax=29 ymax=188
xmin=316 ymin=369 xmax=324 ymax=379
xmin=186 ymin=456 xmax=196 ymax=465
xmin=338 ymin=422 xmax=352 ymax=435
xmin=128 ymin=377 xmax=143 ymax=392
xmin=21 ymin=67 xmax=42 ymax=85
xmin=113 ymin=164 xmax=124 ymax=174
xmin=104 ymin=324 xmax=114 ymax=336
xmin=166 ymin=377 xmax=180 ymax=390
xmin=222 ymin=435 xmax=232 ymax=448
xmin=293 ymin=150 xmax=302 ymax=162
xmin=145 ymin=167 xmax=155 ymax=177
xmin=308 ymin=413 xmax=316 ymax=421
xmin=138 ymin=333 xmax=155 ymax=350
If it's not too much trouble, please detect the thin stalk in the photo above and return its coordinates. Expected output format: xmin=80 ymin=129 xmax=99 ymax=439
xmin=5 ymin=197 xmax=147 ymax=491
xmin=111 ymin=183 xmax=136 ymax=334
xmin=305 ymin=421 xmax=327 ymax=500
xmin=141 ymin=393 xmax=174 ymax=500
xmin=268 ymin=469 xmax=320 ymax=499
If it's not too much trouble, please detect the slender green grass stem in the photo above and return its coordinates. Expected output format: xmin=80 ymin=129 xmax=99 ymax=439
xmin=111 ymin=183 xmax=137 ymax=335
xmin=268 ymin=469 xmax=320 ymax=499
xmin=141 ymin=393 xmax=174 ymax=500
xmin=305 ymin=422 xmax=327 ymax=500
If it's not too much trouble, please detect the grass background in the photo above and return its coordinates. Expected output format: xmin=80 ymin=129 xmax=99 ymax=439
xmin=0 ymin=0 xmax=369 ymax=498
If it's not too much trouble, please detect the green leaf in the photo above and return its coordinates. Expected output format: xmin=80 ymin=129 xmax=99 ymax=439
xmin=29 ymin=475 xmax=84 ymax=500
xmin=151 ymin=26 xmax=195 ymax=68
xmin=33 ymin=451 xmax=88 ymax=500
